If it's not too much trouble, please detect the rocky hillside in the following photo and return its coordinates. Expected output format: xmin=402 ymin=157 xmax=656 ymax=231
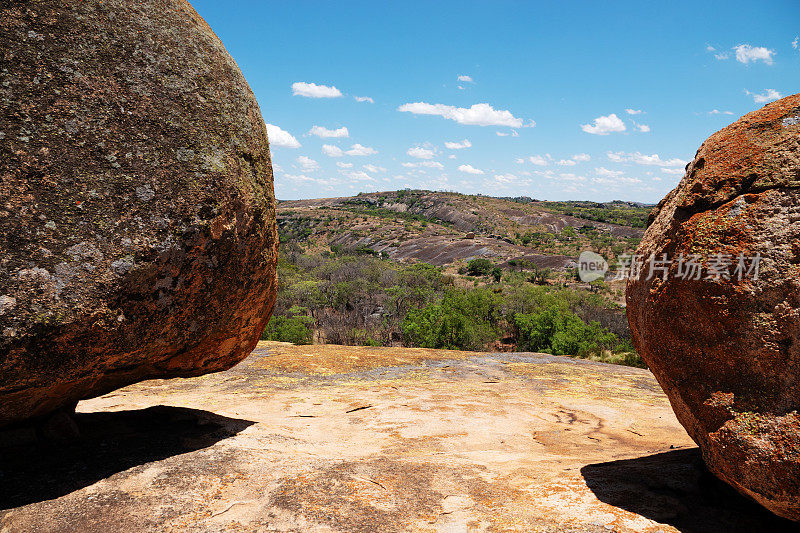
xmin=278 ymin=190 xmax=648 ymax=269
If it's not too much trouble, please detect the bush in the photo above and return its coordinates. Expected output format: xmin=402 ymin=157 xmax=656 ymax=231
xmin=514 ymin=306 xmax=619 ymax=357
xmin=401 ymin=288 xmax=501 ymax=350
xmin=261 ymin=315 xmax=314 ymax=345
xmin=467 ymin=258 xmax=494 ymax=276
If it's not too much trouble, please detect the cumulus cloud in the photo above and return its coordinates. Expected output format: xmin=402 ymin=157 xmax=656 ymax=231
xmin=793 ymin=37 xmax=798 ymax=50
xmin=346 ymin=144 xmax=378 ymax=156
xmin=291 ymin=82 xmax=343 ymax=98
xmin=322 ymin=144 xmax=344 ymax=157
xmin=595 ymin=167 xmax=623 ymax=178
xmin=745 ymin=88 xmax=783 ymax=103
xmin=661 ymin=168 xmax=685 ymax=175
xmin=635 ymin=123 xmax=651 ymax=133
xmin=398 ymin=102 xmax=525 ymax=127
xmin=266 ymin=124 xmax=301 ymax=148
xmin=593 ymin=176 xmax=642 ymax=185
xmin=402 ymin=161 xmax=444 ymax=169
xmin=458 ymin=164 xmax=484 ymax=175
xmin=581 ymin=113 xmax=626 ymax=135
xmin=457 ymin=75 xmax=474 ymax=83
xmin=607 ymin=151 xmax=688 ymax=167
xmin=528 ymin=154 xmax=551 ymax=166
xmin=363 ymin=164 xmax=386 ymax=173
xmin=407 ymin=145 xmax=436 ymax=159
xmin=296 ymin=155 xmax=319 ymax=171
xmin=557 ymin=153 xmax=591 ymax=166
xmin=557 ymin=173 xmax=587 ymax=183
xmin=354 ymin=95 xmax=374 ymax=103
xmin=336 ymin=161 xmax=353 ymax=168
xmin=347 ymin=171 xmax=375 ymax=182
xmin=625 ymin=109 xmax=643 ymax=115
xmin=309 ymin=125 xmax=349 ymax=138
xmin=445 ymin=139 xmax=472 ymax=149
xmin=708 ymin=109 xmax=734 ymax=115
xmin=733 ymin=44 xmax=775 ymax=65
xmin=493 ymin=173 xmax=518 ymax=183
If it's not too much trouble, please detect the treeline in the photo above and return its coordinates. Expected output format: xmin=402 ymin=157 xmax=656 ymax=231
xmin=263 ymin=244 xmax=643 ymax=367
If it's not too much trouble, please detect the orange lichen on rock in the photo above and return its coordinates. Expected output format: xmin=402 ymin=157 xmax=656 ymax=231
xmin=628 ymin=94 xmax=800 ymax=521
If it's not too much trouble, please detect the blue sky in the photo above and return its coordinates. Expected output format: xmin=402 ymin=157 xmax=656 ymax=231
xmin=190 ymin=0 xmax=799 ymax=203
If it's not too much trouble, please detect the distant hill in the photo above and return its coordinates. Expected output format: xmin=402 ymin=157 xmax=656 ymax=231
xmin=278 ymin=190 xmax=647 ymax=269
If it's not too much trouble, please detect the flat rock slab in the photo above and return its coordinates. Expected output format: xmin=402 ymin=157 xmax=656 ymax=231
xmin=0 ymin=342 xmax=792 ymax=532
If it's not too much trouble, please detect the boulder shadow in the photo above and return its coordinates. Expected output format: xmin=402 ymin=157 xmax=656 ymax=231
xmin=581 ymin=448 xmax=797 ymax=532
xmin=0 ymin=405 xmax=255 ymax=510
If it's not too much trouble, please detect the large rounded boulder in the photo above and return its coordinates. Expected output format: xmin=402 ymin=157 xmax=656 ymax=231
xmin=0 ymin=1 xmax=278 ymax=427
xmin=627 ymin=94 xmax=800 ymax=520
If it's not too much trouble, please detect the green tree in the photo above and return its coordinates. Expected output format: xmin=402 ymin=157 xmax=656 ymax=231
xmin=467 ymin=258 xmax=494 ymax=276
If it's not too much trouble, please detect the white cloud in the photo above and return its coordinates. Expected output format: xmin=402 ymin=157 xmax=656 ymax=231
xmin=445 ymin=139 xmax=472 ymax=149
xmin=354 ymin=95 xmax=374 ymax=103
xmin=407 ymin=145 xmax=436 ymax=159
xmin=348 ymin=171 xmax=375 ymax=182
xmin=607 ymin=151 xmax=688 ymax=167
xmin=708 ymin=109 xmax=734 ymax=115
xmin=363 ymin=164 xmax=386 ymax=173
xmin=458 ymin=164 xmax=484 ymax=175
xmin=557 ymin=159 xmax=576 ymax=166
xmin=336 ymin=161 xmax=353 ymax=168
xmin=714 ymin=52 xmax=730 ymax=60
xmin=457 ymin=75 xmax=474 ymax=83
xmin=291 ymin=82 xmax=343 ymax=98
xmin=793 ymin=37 xmax=798 ymax=50
xmin=625 ymin=109 xmax=643 ymax=115
xmin=398 ymin=102 xmax=525 ymax=127
xmin=593 ymin=176 xmax=642 ymax=185
xmin=346 ymin=143 xmax=378 ymax=156
xmin=448 ymin=154 xmax=456 ymax=159
xmin=322 ymin=144 xmax=344 ymax=157
xmin=745 ymin=88 xmax=783 ymax=104
xmin=635 ymin=123 xmax=651 ymax=133
xmin=558 ymin=173 xmax=587 ymax=182
xmin=402 ymin=161 xmax=444 ymax=169
xmin=496 ymin=131 xmax=509 ymax=137
xmin=595 ymin=167 xmax=623 ymax=178
xmin=266 ymin=124 xmax=301 ymax=148
xmin=581 ymin=113 xmax=626 ymax=135
xmin=493 ymin=173 xmax=517 ymax=183
xmin=661 ymin=168 xmax=685 ymax=175
xmin=296 ymin=155 xmax=319 ymax=171
xmin=571 ymin=153 xmax=591 ymax=162
xmin=308 ymin=125 xmax=349 ymax=138
xmin=733 ymin=44 xmax=775 ymax=65
xmin=528 ymin=154 xmax=551 ymax=166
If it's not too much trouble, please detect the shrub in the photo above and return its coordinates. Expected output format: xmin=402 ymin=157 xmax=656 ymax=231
xmin=401 ymin=288 xmax=501 ymax=350
xmin=514 ymin=306 xmax=619 ymax=357
xmin=467 ymin=258 xmax=494 ymax=276
xmin=261 ymin=315 xmax=313 ymax=345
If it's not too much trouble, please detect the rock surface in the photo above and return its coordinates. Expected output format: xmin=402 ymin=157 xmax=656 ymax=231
xmin=0 ymin=0 xmax=278 ymax=427
xmin=627 ymin=94 xmax=800 ymax=520
xmin=3 ymin=342 xmax=792 ymax=532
